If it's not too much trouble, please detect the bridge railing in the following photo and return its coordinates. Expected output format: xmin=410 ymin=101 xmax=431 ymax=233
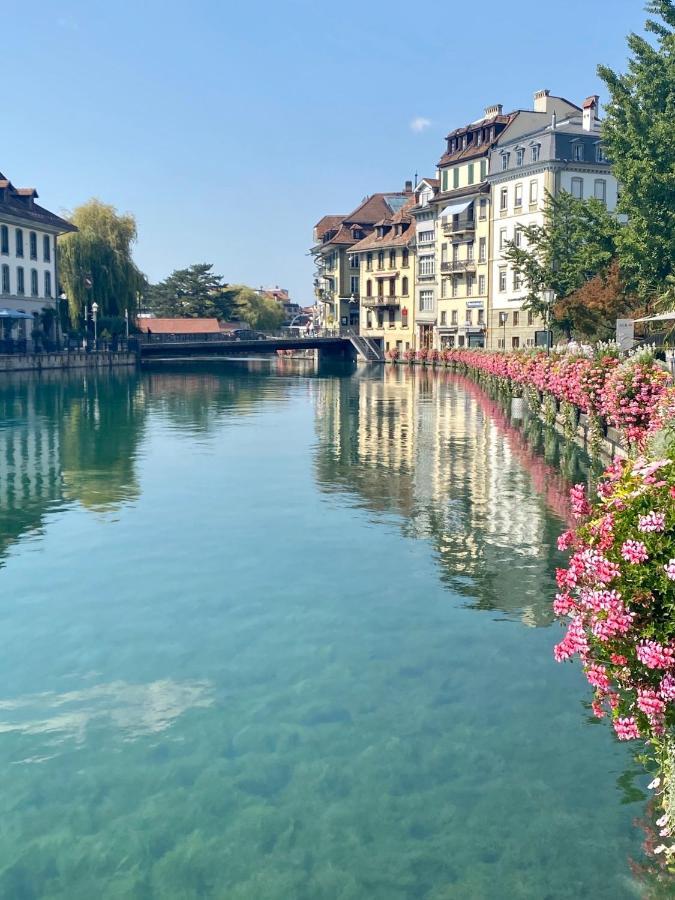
xmin=137 ymin=328 xmax=353 ymax=344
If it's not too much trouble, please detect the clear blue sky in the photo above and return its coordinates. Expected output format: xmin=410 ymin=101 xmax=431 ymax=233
xmin=3 ymin=0 xmax=646 ymax=304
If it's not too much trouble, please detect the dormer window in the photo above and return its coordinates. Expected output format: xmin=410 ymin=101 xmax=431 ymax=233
xmin=572 ymin=142 xmax=584 ymax=162
xmin=531 ymin=144 xmax=541 ymax=162
xmin=462 ymin=135 xmax=467 ymax=149
xmin=516 ymin=148 xmax=525 ymax=166
xmin=596 ymin=143 xmax=607 ymax=163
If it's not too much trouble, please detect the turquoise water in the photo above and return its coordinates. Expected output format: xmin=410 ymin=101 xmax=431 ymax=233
xmin=0 ymin=360 xmax=656 ymax=898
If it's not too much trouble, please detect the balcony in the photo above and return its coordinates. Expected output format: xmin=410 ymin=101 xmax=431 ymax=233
xmin=443 ymin=217 xmax=475 ymax=235
xmin=440 ymin=259 xmax=477 ymax=273
xmin=362 ymin=295 xmax=402 ymax=308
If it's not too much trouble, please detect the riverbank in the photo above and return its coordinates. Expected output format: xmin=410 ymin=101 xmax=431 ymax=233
xmin=0 ymin=349 xmax=137 ymax=374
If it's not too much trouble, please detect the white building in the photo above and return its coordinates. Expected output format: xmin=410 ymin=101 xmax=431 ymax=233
xmin=0 ymin=171 xmax=76 ymax=346
xmin=487 ymin=91 xmax=618 ymax=349
xmin=410 ymin=177 xmax=440 ymax=350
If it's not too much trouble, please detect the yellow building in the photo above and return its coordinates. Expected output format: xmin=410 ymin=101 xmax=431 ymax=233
xmin=350 ymin=199 xmax=416 ymax=355
xmin=433 ymin=105 xmax=513 ymax=350
xmin=311 ymin=186 xmax=413 ymax=332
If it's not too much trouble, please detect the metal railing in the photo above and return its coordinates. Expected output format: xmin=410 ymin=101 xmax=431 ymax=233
xmin=361 ymin=295 xmax=402 ymax=308
xmin=442 ymin=218 xmax=476 ymax=233
xmin=440 ymin=260 xmax=477 ymax=273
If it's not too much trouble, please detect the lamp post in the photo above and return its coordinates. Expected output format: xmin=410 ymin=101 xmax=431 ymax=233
xmin=82 ymin=305 xmax=89 ymax=350
xmin=124 ymin=308 xmax=130 ymax=339
xmin=92 ymin=302 xmax=99 ymax=346
xmin=543 ymin=289 xmax=555 ymax=356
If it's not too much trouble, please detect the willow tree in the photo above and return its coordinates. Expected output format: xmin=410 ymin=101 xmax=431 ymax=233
xmin=58 ymin=199 xmax=146 ymax=325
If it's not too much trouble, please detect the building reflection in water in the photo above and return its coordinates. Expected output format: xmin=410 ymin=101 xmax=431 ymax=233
xmin=314 ymin=364 xmax=590 ymax=627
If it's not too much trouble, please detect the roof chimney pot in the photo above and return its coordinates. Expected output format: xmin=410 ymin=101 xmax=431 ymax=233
xmin=484 ymin=103 xmax=503 ymax=117
xmin=534 ymin=89 xmax=551 ymax=113
xmin=404 ymin=180 xmax=413 ymax=192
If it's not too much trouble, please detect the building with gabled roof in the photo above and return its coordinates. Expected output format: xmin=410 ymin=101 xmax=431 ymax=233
xmin=311 ymin=184 xmax=413 ymax=330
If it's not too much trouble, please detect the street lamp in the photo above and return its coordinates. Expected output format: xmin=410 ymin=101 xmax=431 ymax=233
xmin=124 ymin=308 xmax=129 ymax=339
xmin=542 ymin=289 xmax=556 ymax=356
xmin=92 ymin=302 xmax=99 ymax=345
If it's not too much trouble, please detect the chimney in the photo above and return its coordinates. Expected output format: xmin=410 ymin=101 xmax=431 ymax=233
xmin=582 ymin=95 xmax=599 ymax=131
xmin=484 ymin=103 xmax=503 ymax=117
xmin=551 ymin=111 xmax=557 ymax=130
xmin=534 ymin=89 xmax=550 ymax=113
xmin=404 ymin=180 xmax=413 ymax=192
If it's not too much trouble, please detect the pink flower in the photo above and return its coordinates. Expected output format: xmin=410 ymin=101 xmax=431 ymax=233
xmin=620 ymin=539 xmax=649 ymax=564
xmin=659 ymin=673 xmax=675 ymax=700
xmin=637 ymin=688 xmax=666 ymax=719
xmin=554 ymin=616 xmax=589 ymax=662
xmin=636 ymin=640 xmax=675 ymax=670
xmin=553 ymin=592 xmax=575 ymax=616
xmin=557 ymin=530 xmax=575 ymax=551
xmin=613 ymin=717 xmax=640 ymax=740
xmin=570 ymin=484 xmax=591 ymax=519
xmin=664 ymin=559 xmax=675 ymax=580
xmin=591 ymin=699 xmax=606 ymax=719
xmin=610 ymin=654 xmax=628 ymax=666
xmin=585 ymin=664 xmax=611 ymax=691
xmin=638 ymin=511 xmax=666 ymax=533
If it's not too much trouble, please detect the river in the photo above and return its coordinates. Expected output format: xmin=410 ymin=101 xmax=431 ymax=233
xmin=0 ymin=360 xmax=657 ymax=898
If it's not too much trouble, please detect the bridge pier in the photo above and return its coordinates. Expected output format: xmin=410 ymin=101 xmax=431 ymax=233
xmin=317 ymin=342 xmax=357 ymax=364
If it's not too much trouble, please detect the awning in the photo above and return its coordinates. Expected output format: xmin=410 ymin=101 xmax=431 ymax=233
xmin=634 ymin=311 xmax=675 ymax=322
xmin=440 ymin=200 xmax=472 ymax=218
xmin=0 ymin=308 xmax=33 ymax=319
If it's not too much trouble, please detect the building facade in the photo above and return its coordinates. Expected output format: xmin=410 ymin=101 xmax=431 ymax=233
xmin=311 ymin=187 xmax=413 ymax=331
xmin=433 ymin=106 xmax=513 ymax=351
xmin=487 ymin=92 xmax=617 ymax=349
xmin=0 ymin=172 xmax=76 ymax=344
xmin=410 ymin=178 xmax=439 ymax=350
xmin=351 ymin=199 xmax=416 ymax=354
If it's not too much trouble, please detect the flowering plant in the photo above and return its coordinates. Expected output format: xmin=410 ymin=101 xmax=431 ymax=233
xmin=385 ymin=347 xmax=400 ymax=361
xmin=601 ymin=359 xmax=670 ymax=449
xmin=416 ymin=347 xmax=429 ymax=362
xmin=403 ymin=348 xmax=415 ymax=363
xmin=427 ymin=348 xmax=440 ymax=364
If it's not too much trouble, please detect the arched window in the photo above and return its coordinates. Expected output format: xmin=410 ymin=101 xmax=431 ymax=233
xmin=29 ymin=232 xmax=37 ymax=260
xmin=31 ymin=268 xmax=39 ymax=296
xmin=402 ymin=248 xmax=409 ymax=267
xmin=0 ymin=225 xmax=8 ymax=255
xmin=366 ymin=279 xmax=372 ymax=297
xmin=15 ymin=229 xmax=24 ymax=258
xmin=43 ymin=234 xmax=51 ymax=261
xmin=402 ymin=276 xmax=409 ymax=296
xmin=44 ymin=271 xmax=52 ymax=297
xmin=1 ymin=264 xmax=9 ymax=293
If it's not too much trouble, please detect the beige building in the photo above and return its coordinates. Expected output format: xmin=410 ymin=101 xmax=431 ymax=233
xmin=432 ymin=106 xmax=513 ymax=350
xmin=409 ymin=178 xmax=439 ymax=350
xmin=311 ymin=186 xmax=413 ymax=332
xmin=350 ymin=198 xmax=416 ymax=355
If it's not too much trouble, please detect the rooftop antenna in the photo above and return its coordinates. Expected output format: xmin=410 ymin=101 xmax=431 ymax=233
xmin=414 ymin=171 xmax=418 ymax=187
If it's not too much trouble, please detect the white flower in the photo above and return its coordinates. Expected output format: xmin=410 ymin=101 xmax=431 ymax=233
xmin=648 ymin=776 xmax=661 ymax=790
xmin=654 ymin=844 xmax=667 ymax=854
xmin=656 ymin=813 xmax=669 ymax=827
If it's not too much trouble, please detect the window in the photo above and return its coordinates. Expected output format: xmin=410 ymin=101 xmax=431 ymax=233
xmin=442 ymin=170 xmax=448 ymax=191
xmin=0 ymin=226 xmax=8 ymax=254
xmin=453 ymin=168 xmax=459 ymax=189
xmin=366 ymin=279 xmax=372 ymax=297
xmin=467 ymin=241 xmax=474 ymax=261
xmin=16 ymin=229 xmax=24 ymax=257
xmin=1 ymin=264 xmax=9 ymax=293
xmin=419 ymin=255 xmax=434 ymax=276
xmin=516 ymin=148 xmax=525 ymax=166
xmin=467 ymin=163 xmax=474 ymax=185
xmin=514 ymin=227 xmax=523 ymax=248
xmin=501 ymin=153 xmax=510 ymax=171
xmin=573 ymin=143 xmax=584 ymax=161
xmin=499 ymin=268 xmax=507 ymax=292
xmin=477 ymin=308 xmax=485 ymax=325
xmin=17 ymin=266 xmax=24 ymax=295
xmin=499 ymin=312 xmax=508 ymax=326
xmin=451 ymin=276 xmax=459 ymax=298
xmin=514 ymin=272 xmax=522 ymax=289
xmin=43 ymin=235 xmax=51 ymax=262
xmin=377 ymin=251 xmax=384 ymax=269
xmin=479 ymin=237 xmax=486 ymax=262
xmin=350 ymin=276 xmax=359 ymax=295
xmin=366 ymin=252 xmax=373 ymax=271
xmin=29 ymin=232 xmax=37 ymax=260
xmin=458 ymin=336 xmax=465 ymax=347
xmin=478 ymin=274 xmax=486 ymax=295
xmin=596 ymin=144 xmax=607 ymax=163
xmin=402 ymin=276 xmax=409 ymax=296
xmin=31 ymin=268 xmax=38 ymax=296
xmin=465 ymin=309 xmax=472 ymax=325
xmin=479 ymin=198 xmax=487 ymax=220
xmin=441 ymin=278 xmax=448 ymax=298
xmin=452 ymin=244 xmax=459 ymax=263
xmin=594 ymin=179 xmax=607 ymax=203
xmin=418 ymin=230 xmax=434 ymax=245
xmin=499 ymin=228 xmax=507 ymax=250
xmin=527 ymin=310 xmax=534 ymax=326
xmin=514 ymin=183 xmax=523 ymax=207
xmin=440 ymin=311 xmax=447 ymax=325
xmin=348 ymin=254 xmax=358 ymax=269
xmin=500 ymin=188 xmax=508 ymax=211
xmin=419 ymin=290 xmax=434 ymax=312
xmin=467 ymin=274 xmax=474 ymax=296
xmin=480 ymin=159 xmax=488 ymax=180
xmin=402 ymin=248 xmax=409 ymax=267
xmin=389 ymin=250 xmax=396 ymax=269
xmin=513 ymin=311 xmax=519 ymax=326
xmin=529 ymin=180 xmax=538 ymax=205
xmin=451 ymin=310 xmax=458 ymax=325
xmin=512 ymin=336 xmax=520 ymax=349
xmin=531 ymin=144 xmax=540 ymax=162
xmin=571 ymin=177 xmax=584 ymax=199
xmin=389 ymin=278 xmax=396 ymax=297
xmin=441 ymin=243 xmax=448 ymax=263
xmin=388 ymin=308 xmax=395 ymax=326
xmin=44 ymin=271 xmax=52 ymax=298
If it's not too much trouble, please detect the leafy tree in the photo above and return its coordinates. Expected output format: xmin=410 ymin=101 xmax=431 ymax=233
xmin=58 ymin=199 xmax=145 ymax=325
xmin=598 ymin=0 xmax=675 ymax=304
xmin=231 ymin=286 xmax=285 ymax=331
xmin=145 ymin=263 xmax=235 ymax=319
xmin=504 ymin=191 xmax=622 ymax=336
xmin=553 ymin=261 xmax=640 ymax=341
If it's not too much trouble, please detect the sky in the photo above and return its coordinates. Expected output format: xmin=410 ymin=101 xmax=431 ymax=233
xmin=1 ymin=0 xmax=649 ymax=304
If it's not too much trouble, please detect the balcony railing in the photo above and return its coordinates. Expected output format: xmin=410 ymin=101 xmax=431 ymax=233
xmin=361 ymin=295 xmax=402 ymax=308
xmin=443 ymin=217 xmax=476 ymax=234
xmin=440 ymin=259 xmax=477 ymax=273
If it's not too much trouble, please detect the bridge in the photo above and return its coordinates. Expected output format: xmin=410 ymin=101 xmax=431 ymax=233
xmin=137 ymin=331 xmax=384 ymax=363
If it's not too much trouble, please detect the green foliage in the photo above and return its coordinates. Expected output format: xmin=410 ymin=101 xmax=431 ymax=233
xmin=58 ymin=199 xmax=146 ymax=325
xmin=145 ymin=263 xmax=235 ymax=319
xmin=598 ymin=1 xmax=675 ymax=302
xmin=231 ymin=286 xmax=285 ymax=332
xmin=504 ymin=191 xmax=621 ymax=328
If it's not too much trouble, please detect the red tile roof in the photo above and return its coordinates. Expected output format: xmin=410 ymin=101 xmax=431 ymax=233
xmin=138 ymin=318 xmax=221 ymax=334
xmin=314 ymin=214 xmax=345 ymax=240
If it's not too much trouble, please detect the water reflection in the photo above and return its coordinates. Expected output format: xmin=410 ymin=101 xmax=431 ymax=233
xmin=314 ymin=364 xmax=590 ymax=627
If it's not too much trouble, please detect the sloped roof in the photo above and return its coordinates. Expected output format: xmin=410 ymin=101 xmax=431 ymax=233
xmin=137 ymin=318 xmax=221 ymax=334
xmin=314 ymin=214 xmax=345 ymax=240
xmin=0 ymin=170 xmax=76 ymax=233
xmin=438 ymin=113 xmax=515 ymax=167
xmin=349 ymin=198 xmax=416 ymax=252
